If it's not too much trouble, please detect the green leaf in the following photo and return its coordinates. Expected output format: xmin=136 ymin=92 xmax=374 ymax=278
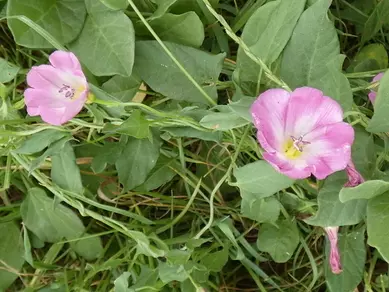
xmin=200 ymin=246 xmax=228 ymax=272
xmin=15 ymin=129 xmax=68 ymax=154
xmin=281 ymin=0 xmax=352 ymax=110
xmin=7 ymin=0 xmax=86 ymax=48
xmin=233 ymin=160 xmax=294 ymax=198
xmin=103 ymin=110 xmax=151 ymax=139
xmin=305 ymin=172 xmax=367 ymax=226
xmin=256 ymin=219 xmax=299 ymax=263
xmin=200 ymin=111 xmax=249 ymax=131
xmin=349 ymin=44 xmax=388 ymax=72
xmin=325 ymin=229 xmax=366 ymax=292
xmin=21 ymin=188 xmax=85 ymax=242
xmin=114 ymin=272 xmax=131 ymax=292
xmin=99 ymin=0 xmax=128 ymax=10
xmin=91 ymin=140 xmax=126 ymax=173
xmin=361 ymin=0 xmax=389 ymax=43
xmin=0 ymin=58 xmax=19 ymax=83
xmin=0 ymin=221 xmax=24 ymax=291
xmin=102 ymin=74 xmax=142 ymax=101
xmin=367 ymin=70 xmax=389 ymax=132
xmin=228 ymin=97 xmax=256 ymax=122
xmin=22 ymin=225 xmax=33 ymax=267
xmin=70 ymin=234 xmax=103 ymax=261
xmin=135 ymin=12 xmax=204 ymax=47
xmin=70 ymin=0 xmax=135 ymax=76
xmin=136 ymin=155 xmax=177 ymax=191
xmin=51 ymin=142 xmax=83 ymax=193
xmin=89 ymin=84 xmax=126 ymax=118
xmin=158 ymin=262 xmax=188 ymax=283
xmin=149 ymin=0 xmax=177 ymax=19
xmin=235 ymin=0 xmax=305 ymax=94
xmin=134 ymin=40 xmax=225 ymax=104
xmin=340 ymin=180 xmax=389 ymax=202
xmin=129 ymin=265 xmax=160 ymax=290
xmin=351 ymin=127 xmax=376 ymax=179
xmin=241 ymin=193 xmax=280 ymax=224
xmin=116 ymin=135 xmax=160 ymax=191
xmin=367 ymin=192 xmax=389 ymax=262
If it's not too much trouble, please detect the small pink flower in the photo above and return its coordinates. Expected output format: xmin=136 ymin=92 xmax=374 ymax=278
xmin=24 ymin=51 xmax=88 ymax=125
xmin=250 ymin=87 xmax=354 ymax=179
xmin=344 ymin=160 xmax=364 ymax=187
xmin=368 ymin=72 xmax=384 ymax=104
xmin=324 ymin=226 xmax=342 ymax=274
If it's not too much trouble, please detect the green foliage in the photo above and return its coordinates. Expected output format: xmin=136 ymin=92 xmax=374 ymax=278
xmin=368 ymin=70 xmax=389 ymax=132
xmin=0 ymin=58 xmax=19 ymax=83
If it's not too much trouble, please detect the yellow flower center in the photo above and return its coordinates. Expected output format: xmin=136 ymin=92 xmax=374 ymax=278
xmin=283 ymin=136 xmax=310 ymax=159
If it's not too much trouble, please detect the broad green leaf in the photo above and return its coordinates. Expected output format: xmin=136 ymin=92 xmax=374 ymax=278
xmin=158 ymin=262 xmax=188 ymax=283
xmin=351 ymin=127 xmax=376 ymax=179
xmin=70 ymin=0 xmax=135 ymax=76
xmin=116 ymin=135 xmax=160 ymax=191
xmin=200 ymin=111 xmax=249 ymax=131
xmin=128 ymin=265 xmax=160 ymax=290
xmin=340 ymin=180 xmax=389 ymax=202
xmin=21 ymin=188 xmax=85 ymax=242
xmin=367 ymin=70 xmax=389 ymax=132
xmin=135 ymin=12 xmax=204 ymax=47
xmin=130 ymin=231 xmax=165 ymax=258
xmin=136 ymin=155 xmax=177 ymax=191
xmin=361 ymin=0 xmax=389 ymax=43
xmin=70 ymin=235 xmax=103 ymax=261
xmin=235 ymin=0 xmax=305 ymax=95
xmin=162 ymin=126 xmax=222 ymax=142
xmin=233 ymin=160 xmax=294 ymax=197
xmin=91 ymin=140 xmax=126 ymax=173
xmin=15 ymin=129 xmax=68 ymax=154
xmin=7 ymin=0 xmax=86 ymax=48
xmin=281 ymin=0 xmax=352 ymax=110
xmin=102 ymin=74 xmax=142 ymax=101
xmin=134 ymin=40 xmax=225 ymax=104
xmin=228 ymin=97 xmax=256 ymax=122
xmin=103 ymin=110 xmax=151 ymax=139
xmin=29 ymin=136 xmax=72 ymax=172
xmin=51 ymin=142 xmax=83 ymax=194
xmin=305 ymin=172 xmax=367 ymax=226
xmin=325 ymin=229 xmax=366 ymax=292
xmin=257 ymin=219 xmax=299 ymax=263
xmin=200 ymin=247 xmax=228 ymax=272
xmin=0 ymin=58 xmax=19 ymax=83
xmin=0 ymin=221 xmax=24 ymax=290
xmin=114 ymin=272 xmax=131 ymax=292
xmin=22 ymin=225 xmax=33 ymax=267
xmin=99 ymin=0 xmax=128 ymax=10
xmin=166 ymin=249 xmax=191 ymax=265
xmin=349 ymin=44 xmax=388 ymax=72
xmin=241 ymin=193 xmax=280 ymax=224
xmin=89 ymin=84 xmax=126 ymax=118
xmin=150 ymin=0 xmax=177 ymax=19
xmin=367 ymin=192 xmax=389 ymax=262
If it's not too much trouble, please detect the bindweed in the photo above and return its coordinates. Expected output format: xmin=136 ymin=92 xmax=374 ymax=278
xmin=344 ymin=160 xmax=364 ymax=187
xmin=368 ymin=72 xmax=384 ymax=104
xmin=250 ymin=87 xmax=354 ymax=180
xmin=324 ymin=226 xmax=342 ymax=274
xmin=24 ymin=50 xmax=89 ymax=125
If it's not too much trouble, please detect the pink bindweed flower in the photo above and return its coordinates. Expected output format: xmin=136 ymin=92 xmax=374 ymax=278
xmin=250 ymin=87 xmax=354 ymax=180
xmin=24 ymin=51 xmax=89 ymax=125
xmin=368 ymin=72 xmax=384 ymax=104
xmin=324 ymin=226 xmax=342 ymax=274
xmin=344 ymin=160 xmax=364 ymax=187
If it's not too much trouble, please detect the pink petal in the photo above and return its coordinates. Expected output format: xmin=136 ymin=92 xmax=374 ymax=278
xmin=344 ymin=160 xmax=364 ymax=187
xmin=285 ymin=87 xmax=344 ymax=137
xmin=27 ymin=106 xmax=40 ymax=116
xmin=24 ymin=88 xmax=67 ymax=109
xmin=324 ymin=226 xmax=342 ymax=274
xmin=373 ymin=72 xmax=384 ymax=82
xmin=49 ymin=51 xmax=82 ymax=72
xmin=369 ymin=73 xmax=384 ymax=104
xmin=304 ymin=122 xmax=354 ymax=179
xmin=263 ymin=152 xmax=311 ymax=179
xmin=250 ymin=89 xmax=290 ymax=152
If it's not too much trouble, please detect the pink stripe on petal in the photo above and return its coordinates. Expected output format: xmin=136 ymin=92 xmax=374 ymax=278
xmin=49 ymin=51 xmax=82 ymax=72
xmin=251 ymin=89 xmax=290 ymax=152
xmin=285 ymin=87 xmax=344 ymax=137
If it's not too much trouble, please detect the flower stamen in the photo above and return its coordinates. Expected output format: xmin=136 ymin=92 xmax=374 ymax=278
xmin=291 ymin=135 xmax=310 ymax=152
xmin=58 ymin=84 xmax=75 ymax=99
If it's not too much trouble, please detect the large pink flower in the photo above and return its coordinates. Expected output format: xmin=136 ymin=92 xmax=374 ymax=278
xmin=368 ymin=72 xmax=384 ymax=104
xmin=24 ymin=51 xmax=88 ymax=125
xmin=250 ymin=87 xmax=354 ymax=180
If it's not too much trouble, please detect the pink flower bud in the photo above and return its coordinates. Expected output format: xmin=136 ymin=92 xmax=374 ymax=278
xmin=344 ymin=160 xmax=364 ymax=187
xmin=324 ymin=226 xmax=342 ymax=274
